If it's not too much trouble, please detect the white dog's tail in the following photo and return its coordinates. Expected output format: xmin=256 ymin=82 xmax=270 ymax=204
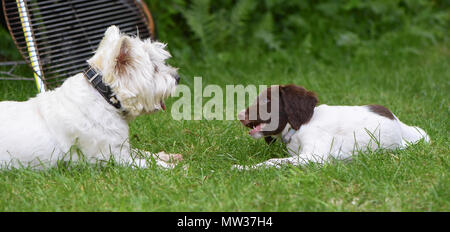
xmin=397 ymin=120 xmax=430 ymax=147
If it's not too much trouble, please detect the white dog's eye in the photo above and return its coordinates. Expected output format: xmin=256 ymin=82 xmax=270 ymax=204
xmin=154 ymin=66 xmax=159 ymax=73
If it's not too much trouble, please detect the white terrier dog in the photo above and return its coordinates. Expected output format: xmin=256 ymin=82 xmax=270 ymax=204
xmin=0 ymin=26 xmax=182 ymax=169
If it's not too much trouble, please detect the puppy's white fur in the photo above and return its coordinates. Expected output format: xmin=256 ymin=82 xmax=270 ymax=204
xmin=0 ymin=26 xmax=180 ymax=169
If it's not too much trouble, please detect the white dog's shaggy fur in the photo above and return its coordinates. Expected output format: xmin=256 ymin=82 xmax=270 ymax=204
xmin=236 ymin=85 xmax=430 ymax=169
xmin=0 ymin=26 xmax=181 ymax=169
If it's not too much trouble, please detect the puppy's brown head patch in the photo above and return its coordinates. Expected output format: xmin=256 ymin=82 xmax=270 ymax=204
xmin=239 ymin=84 xmax=318 ymax=144
xmin=280 ymin=84 xmax=318 ymax=130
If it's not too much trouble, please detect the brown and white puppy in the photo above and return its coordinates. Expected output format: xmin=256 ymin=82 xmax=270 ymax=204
xmin=236 ymin=84 xmax=430 ymax=169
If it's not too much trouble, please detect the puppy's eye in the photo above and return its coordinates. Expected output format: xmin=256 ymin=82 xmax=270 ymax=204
xmin=154 ymin=66 xmax=159 ymax=73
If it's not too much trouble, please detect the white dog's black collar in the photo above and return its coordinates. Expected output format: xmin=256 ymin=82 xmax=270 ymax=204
xmin=83 ymin=68 xmax=122 ymax=110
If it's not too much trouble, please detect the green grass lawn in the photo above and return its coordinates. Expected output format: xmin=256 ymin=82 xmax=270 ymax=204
xmin=0 ymin=43 xmax=448 ymax=211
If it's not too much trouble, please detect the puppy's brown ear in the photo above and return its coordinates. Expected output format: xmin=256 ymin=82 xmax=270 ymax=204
xmin=115 ymin=37 xmax=132 ymax=75
xmin=280 ymin=85 xmax=318 ymax=130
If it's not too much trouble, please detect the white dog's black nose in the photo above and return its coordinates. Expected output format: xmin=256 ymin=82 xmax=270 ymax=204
xmin=174 ymin=74 xmax=180 ymax=84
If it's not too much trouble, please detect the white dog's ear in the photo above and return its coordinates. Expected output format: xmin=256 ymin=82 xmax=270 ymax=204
xmin=98 ymin=25 xmax=121 ymax=49
xmin=114 ymin=37 xmax=132 ymax=75
xmin=105 ymin=25 xmax=120 ymax=39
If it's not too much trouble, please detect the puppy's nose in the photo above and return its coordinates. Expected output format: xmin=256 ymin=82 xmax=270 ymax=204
xmin=174 ymin=74 xmax=180 ymax=84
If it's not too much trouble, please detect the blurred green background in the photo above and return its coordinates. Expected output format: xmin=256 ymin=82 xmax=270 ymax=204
xmin=144 ymin=0 xmax=448 ymax=59
xmin=1 ymin=0 xmax=448 ymax=63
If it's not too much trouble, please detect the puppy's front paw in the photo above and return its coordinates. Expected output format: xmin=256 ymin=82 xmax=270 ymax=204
xmin=232 ymin=164 xmax=251 ymax=171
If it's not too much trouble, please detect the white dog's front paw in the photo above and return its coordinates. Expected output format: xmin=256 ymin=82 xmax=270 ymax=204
xmin=154 ymin=151 xmax=183 ymax=163
xmin=155 ymin=159 xmax=176 ymax=169
xmin=128 ymin=158 xmax=175 ymax=169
